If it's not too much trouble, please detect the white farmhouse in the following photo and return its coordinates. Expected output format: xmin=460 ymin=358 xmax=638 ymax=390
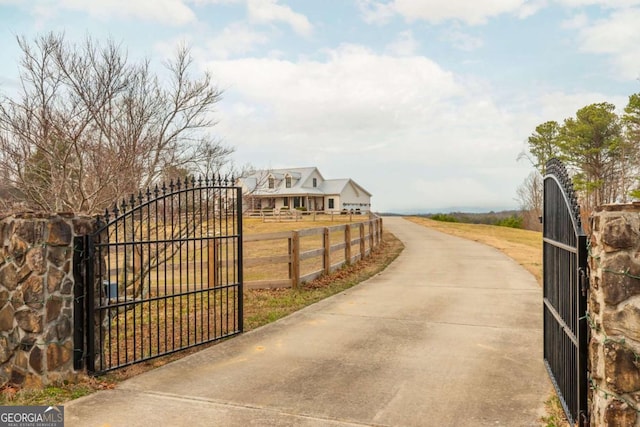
xmin=238 ymin=167 xmax=372 ymax=214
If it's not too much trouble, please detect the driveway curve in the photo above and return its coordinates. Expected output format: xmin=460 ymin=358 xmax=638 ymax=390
xmin=66 ymin=217 xmax=550 ymax=427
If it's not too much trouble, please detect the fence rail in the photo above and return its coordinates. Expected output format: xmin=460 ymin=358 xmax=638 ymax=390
xmin=243 ymin=216 xmax=383 ymax=289
xmin=246 ymin=209 xmax=368 ymax=223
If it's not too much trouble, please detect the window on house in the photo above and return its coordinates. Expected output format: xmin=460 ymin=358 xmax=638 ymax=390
xmin=285 ymin=176 xmax=291 ymax=188
xmin=283 ymin=197 xmax=289 ymax=207
xmin=328 ymin=198 xmax=334 ymax=209
xmin=268 ymin=177 xmax=274 ymax=189
xmin=313 ymin=178 xmax=317 ymax=187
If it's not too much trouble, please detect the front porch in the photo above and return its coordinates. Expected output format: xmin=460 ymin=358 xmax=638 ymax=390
xmin=245 ymin=195 xmax=325 ymax=213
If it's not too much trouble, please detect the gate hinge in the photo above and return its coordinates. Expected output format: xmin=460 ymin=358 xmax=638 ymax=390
xmin=579 ymin=268 xmax=589 ymax=297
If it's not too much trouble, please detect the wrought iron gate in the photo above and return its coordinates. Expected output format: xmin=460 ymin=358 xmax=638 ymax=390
xmin=74 ymin=176 xmax=243 ymax=374
xmin=543 ymin=159 xmax=589 ymax=426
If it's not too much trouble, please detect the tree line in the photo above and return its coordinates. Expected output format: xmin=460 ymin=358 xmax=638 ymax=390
xmin=0 ymin=32 xmax=236 ymax=215
xmin=517 ymin=94 xmax=640 ymax=231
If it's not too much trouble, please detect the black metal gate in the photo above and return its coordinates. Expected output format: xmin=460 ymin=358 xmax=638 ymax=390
xmin=74 ymin=176 xmax=243 ymax=374
xmin=543 ymin=159 xmax=589 ymax=426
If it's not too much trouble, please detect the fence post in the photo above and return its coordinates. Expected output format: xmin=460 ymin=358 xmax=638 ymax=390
xmin=323 ymin=227 xmax=330 ymax=274
xmin=369 ymin=220 xmax=374 ymax=252
xmin=345 ymin=225 xmax=351 ymax=265
xmin=289 ymin=231 xmax=300 ymax=289
xmin=359 ymin=223 xmax=365 ymax=260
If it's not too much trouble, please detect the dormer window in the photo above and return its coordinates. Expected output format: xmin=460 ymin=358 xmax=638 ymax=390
xmin=268 ymin=177 xmax=275 ymax=189
xmin=313 ymin=178 xmax=317 ymax=187
xmin=285 ymin=175 xmax=292 ymax=188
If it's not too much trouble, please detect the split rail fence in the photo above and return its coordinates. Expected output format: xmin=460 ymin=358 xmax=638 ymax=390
xmin=243 ymin=216 xmax=383 ymax=289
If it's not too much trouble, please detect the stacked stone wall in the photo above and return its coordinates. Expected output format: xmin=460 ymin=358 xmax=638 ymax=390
xmin=590 ymin=204 xmax=640 ymax=426
xmin=0 ymin=213 xmax=93 ymax=388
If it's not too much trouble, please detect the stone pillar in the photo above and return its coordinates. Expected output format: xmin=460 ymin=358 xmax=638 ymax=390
xmin=0 ymin=212 xmax=93 ymax=388
xmin=589 ymin=204 xmax=640 ymax=427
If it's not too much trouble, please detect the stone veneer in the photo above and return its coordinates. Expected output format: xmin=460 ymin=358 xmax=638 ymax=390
xmin=590 ymin=203 xmax=640 ymax=426
xmin=0 ymin=212 xmax=93 ymax=388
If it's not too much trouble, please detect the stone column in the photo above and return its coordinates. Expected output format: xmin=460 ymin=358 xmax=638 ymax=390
xmin=589 ymin=204 xmax=640 ymax=426
xmin=0 ymin=212 xmax=94 ymax=388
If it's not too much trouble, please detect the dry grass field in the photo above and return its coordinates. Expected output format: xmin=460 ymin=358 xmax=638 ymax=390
xmin=242 ymin=215 xmax=374 ymax=284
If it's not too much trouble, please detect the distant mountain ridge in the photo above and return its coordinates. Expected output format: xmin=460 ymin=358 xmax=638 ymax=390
xmin=376 ymin=209 xmax=524 ymax=228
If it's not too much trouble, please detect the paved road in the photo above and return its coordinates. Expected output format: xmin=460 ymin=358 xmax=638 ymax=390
xmin=65 ymin=217 xmax=550 ymax=427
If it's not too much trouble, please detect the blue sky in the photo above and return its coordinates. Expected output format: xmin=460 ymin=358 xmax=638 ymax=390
xmin=1 ymin=0 xmax=639 ymax=213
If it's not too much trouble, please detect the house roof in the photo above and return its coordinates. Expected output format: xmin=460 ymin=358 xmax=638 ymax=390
xmin=322 ymin=179 xmax=372 ymax=197
xmin=320 ymin=179 xmax=349 ymax=195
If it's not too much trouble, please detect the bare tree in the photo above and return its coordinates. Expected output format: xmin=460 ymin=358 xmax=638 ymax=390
xmin=516 ymin=170 xmax=543 ymax=232
xmin=0 ymin=32 xmax=229 ymax=214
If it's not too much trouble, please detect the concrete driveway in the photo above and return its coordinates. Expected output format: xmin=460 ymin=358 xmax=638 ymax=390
xmin=65 ymin=217 xmax=550 ymax=427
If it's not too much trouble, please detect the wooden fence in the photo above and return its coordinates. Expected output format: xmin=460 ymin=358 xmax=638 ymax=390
xmin=243 ymin=216 xmax=383 ymax=289
xmin=246 ymin=209 xmax=367 ymax=223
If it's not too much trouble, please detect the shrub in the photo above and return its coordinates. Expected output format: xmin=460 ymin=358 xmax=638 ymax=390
xmin=495 ymin=215 xmax=523 ymax=229
xmin=430 ymin=214 xmax=459 ymax=223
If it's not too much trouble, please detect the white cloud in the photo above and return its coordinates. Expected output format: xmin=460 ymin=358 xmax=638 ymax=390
xmin=528 ymin=91 xmax=629 ymax=124
xmin=517 ymin=0 xmax=547 ymax=17
xmin=206 ymin=22 xmax=270 ymax=59
xmin=573 ymin=8 xmax=640 ymax=79
xmin=357 ymin=0 xmax=396 ymax=24
xmin=247 ymin=0 xmax=312 ymax=36
xmin=201 ymin=39 xmax=638 ymax=211
xmin=561 ymin=12 xmax=588 ymax=29
xmin=202 ymin=45 xmax=546 ymax=210
xmin=20 ymin=0 xmax=196 ymax=25
xmin=362 ymin=0 xmax=537 ymax=25
xmin=442 ymin=30 xmax=484 ymax=51
xmin=187 ymin=0 xmax=242 ymax=4
xmin=207 ymin=44 xmax=462 ymax=138
xmin=555 ymin=0 xmax=640 ymax=7
xmin=385 ymin=30 xmax=419 ymax=56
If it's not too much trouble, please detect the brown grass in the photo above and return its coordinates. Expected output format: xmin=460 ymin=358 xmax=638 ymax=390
xmin=243 ymin=230 xmax=403 ymax=331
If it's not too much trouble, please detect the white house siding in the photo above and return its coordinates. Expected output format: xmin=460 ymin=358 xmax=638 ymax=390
xmin=274 ymin=197 xmax=288 ymax=210
xmin=324 ymin=196 xmax=341 ymax=212
xmin=302 ymin=169 xmax=323 ymax=189
xmin=339 ymin=182 xmax=371 ymax=212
